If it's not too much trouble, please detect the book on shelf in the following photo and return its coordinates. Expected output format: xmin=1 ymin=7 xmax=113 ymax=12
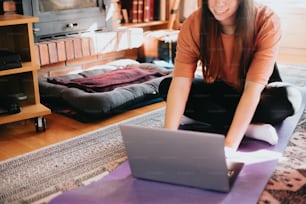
xmin=154 ymin=0 xmax=167 ymax=21
xmin=119 ymin=0 xmax=168 ymax=24
xmin=159 ymin=0 xmax=166 ymax=21
xmin=149 ymin=0 xmax=155 ymax=21
xmin=144 ymin=0 xmax=155 ymax=22
xmin=131 ymin=0 xmax=138 ymax=23
xmin=143 ymin=0 xmax=150 ymax=22
xmin=153 ymin=0 xmax=160 ymax=21
xmin=137 ymin=0 xmax=144 ymax=23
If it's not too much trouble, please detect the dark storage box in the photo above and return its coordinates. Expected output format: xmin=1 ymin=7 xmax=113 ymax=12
xmin=142 ymin=30 xmax=178 ymax=63
xmin=158 ymin=40 xmax=177 ymax=63
xmin=0 ymin=50 xmax=22 ymax=70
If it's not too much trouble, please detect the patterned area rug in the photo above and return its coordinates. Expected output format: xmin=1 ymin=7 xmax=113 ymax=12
xmin=259 ymin=64 xmax=306 ymax=204
xmin=0 ymin=108 xmax=165 ymax=203
xmin=0 ymin=64 xmax=305 ymax=204
xmin=259 ymin=129 xmax=306 ymax=204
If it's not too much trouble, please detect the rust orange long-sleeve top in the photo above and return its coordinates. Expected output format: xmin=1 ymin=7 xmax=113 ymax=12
xmin=173 ymin=4 xmax=281 ymax=88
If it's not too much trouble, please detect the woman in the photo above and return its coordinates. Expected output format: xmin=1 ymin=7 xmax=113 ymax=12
xmin=159 ymin=0 xmax=302 ymax=155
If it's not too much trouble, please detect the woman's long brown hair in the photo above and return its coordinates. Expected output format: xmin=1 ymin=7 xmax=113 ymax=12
xmin=200 ymin=0 xmax=256 ymax=89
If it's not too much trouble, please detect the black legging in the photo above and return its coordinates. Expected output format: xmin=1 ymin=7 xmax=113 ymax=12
xmin=158 ymin=64 xmax=294 ymax=133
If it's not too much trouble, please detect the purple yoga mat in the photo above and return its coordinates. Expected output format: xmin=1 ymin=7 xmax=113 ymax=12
xmin=49 ymin=90 xmax=306 ymax=204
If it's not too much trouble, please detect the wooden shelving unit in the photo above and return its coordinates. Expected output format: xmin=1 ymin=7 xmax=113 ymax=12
xmin=0 ymin=14 xmax=51 ymax=132
xmin=121 ymin=21 xmax=168 ymax=31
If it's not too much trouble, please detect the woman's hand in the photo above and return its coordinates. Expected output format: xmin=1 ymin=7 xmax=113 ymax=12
xmin=224 ymin=146 xmax=237 ymax=158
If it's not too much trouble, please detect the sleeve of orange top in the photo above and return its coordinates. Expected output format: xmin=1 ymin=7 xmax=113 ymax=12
xmin=246 ymin=5 xmax=282 ymax=85
xmin=172 ymin=8 xmax=202 ymax=78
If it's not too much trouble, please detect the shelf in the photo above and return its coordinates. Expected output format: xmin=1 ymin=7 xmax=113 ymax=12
xmin=0 ymin=14 xmax=51 ymax=130
xmin=0 ymin=104 xmax=51 ymax=125
xmin=0 ymin=62 xmax=39 ymax=76
xmin=120 ymin=21 xmax=169 ymax=31
xmin=0 ymin=14 xmax=38 ymax=26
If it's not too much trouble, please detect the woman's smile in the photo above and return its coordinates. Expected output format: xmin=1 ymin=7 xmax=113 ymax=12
xmin=209 ymin=0 xmax=239 ymax=25
xmin=213 ymin=8 xmax=229 ymax=16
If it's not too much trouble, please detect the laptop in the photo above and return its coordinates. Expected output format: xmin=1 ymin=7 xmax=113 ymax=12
xmin=119 ymin=124 xmax=244 ymax=192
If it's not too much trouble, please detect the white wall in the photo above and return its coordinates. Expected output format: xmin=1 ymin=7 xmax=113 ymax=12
xmin=257 ymin=0 xmax=306 ymax=64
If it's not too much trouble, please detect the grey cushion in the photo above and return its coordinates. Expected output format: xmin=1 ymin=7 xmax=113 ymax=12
xmin=39 ymin=62 xmax=171 ymax=115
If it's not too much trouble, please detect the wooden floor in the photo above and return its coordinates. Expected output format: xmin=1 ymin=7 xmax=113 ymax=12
xmin=0 ymin=102 xmax=165 ymax=161
xmin=0 ymin=52 xmax=305 ymax=162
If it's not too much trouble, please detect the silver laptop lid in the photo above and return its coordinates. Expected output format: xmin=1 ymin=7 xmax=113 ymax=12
xmin=120 ymin=124 xmax=232 ymax=192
